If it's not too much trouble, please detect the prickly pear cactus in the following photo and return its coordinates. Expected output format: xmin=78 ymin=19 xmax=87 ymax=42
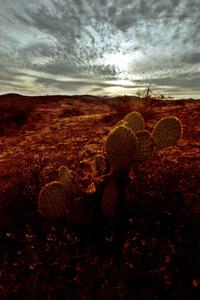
xmin=152 ymin=116 xmax=183 ymax=148
xmin=101 ymin=178 xmax=120 ymax=219
xmin=105 ymin=125 xmax=138 ymax=170
xmin=38 ymin=181 xmax=71 ymax=219
xmin=58 ymin=165 xmax=73 ymax=186
xmin=92 ymin=154 xmax=107 ymax=176
xmin=99 ymin=112 xmax=183 ymax=220
xmin=124 ymin=111 xmax=144 ymax=132
xmin=135 ymin=130 xmax=155 ymax=161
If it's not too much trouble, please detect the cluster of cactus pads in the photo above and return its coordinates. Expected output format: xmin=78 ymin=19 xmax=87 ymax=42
xmin=105 ymin=112 xmax=182 ymax=170
xmin=38 ymin=165 xmax=90 ymax=225
xmin=96 ymin=112 xmax=182 ymax=218
xmin=38 ymin=111 xmax=183 ymax=222
xmin=38 ymin=166 xmax=73 ymax=220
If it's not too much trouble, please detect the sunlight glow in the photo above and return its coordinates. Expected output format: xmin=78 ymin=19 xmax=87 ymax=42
xmin=96 ymin=52 xmax=132 ymax=78
xmin=105 ymin=85 xmax=133 ymax=95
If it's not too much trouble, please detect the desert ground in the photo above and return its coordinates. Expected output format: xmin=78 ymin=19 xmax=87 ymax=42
xmin=0 ymin=94 xmax=200 ymax=299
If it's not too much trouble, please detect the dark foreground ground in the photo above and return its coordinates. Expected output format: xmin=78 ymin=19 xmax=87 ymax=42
xmin=0 ymin=94 xmax=200 ymax=299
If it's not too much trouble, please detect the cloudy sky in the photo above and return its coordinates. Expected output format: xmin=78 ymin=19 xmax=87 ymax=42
xmin=0 ymin=0 xmax=200 ymax=98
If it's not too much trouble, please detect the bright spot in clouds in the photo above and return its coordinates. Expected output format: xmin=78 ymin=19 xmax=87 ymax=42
xmin=97 ymin=52 xmax=132 ymax=78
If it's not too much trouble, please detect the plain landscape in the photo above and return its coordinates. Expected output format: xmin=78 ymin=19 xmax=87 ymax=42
xmin=0 ymin=94 xmax=200 ymax=299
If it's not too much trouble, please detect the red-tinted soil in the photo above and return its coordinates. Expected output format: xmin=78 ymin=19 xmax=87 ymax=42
xmin=0 ymin=94 xmax=199 ymax=299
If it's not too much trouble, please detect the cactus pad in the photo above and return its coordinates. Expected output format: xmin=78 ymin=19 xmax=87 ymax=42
xmin=105 ymin=125 xmax=138 ymax=170
xmin=124 ymin=111 xmax=144 ymax=132
xmin=135 ymin=130 xmax=155 ymax=161
xmin=58 ymin=166 xmax=73 ymax=186
xmin=38 ymin=181 xmax=70 ymax=219
xmin=152 ymin=117 xmax=182 ymax=148
xmin=101 ymin=178 xmax=120 ymax=219
xmin=92 ymin=154 xmax=107 ymax=176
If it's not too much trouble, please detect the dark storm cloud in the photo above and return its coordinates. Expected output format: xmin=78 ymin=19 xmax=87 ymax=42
xmin=0 ymin=0 xmax=200 ymax=97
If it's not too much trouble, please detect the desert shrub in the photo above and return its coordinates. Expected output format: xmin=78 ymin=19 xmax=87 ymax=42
xmin=135 ymin=84 xmax=173 ymax=120
xmin=0 ymin=96 xmax=33 ymax=132
xmin=108 ymin=96 xmax=138 ymax=121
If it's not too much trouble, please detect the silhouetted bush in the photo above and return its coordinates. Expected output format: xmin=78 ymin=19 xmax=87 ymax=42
xmin=0 ymin=96 xmax=33 ymax=132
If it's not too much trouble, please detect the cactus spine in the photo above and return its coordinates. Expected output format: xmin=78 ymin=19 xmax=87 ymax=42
xmin=115 ymin=119 xmax=129 ymax=128
xmin=123 ymin=111 xmax=144 ymax=132
xmin=135 ymin=130 xmax=155 ymax=161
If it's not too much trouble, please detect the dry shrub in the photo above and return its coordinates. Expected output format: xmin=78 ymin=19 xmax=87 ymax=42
xmin=0 ymin=95 xmax=33 ymax=133
xmin=108 ymin=96 xmax=139 ymax=120
xmin=108 ymin=95 xmax=161 ymax=123
xmin=136 ymin=97 xmax=163 ymax=121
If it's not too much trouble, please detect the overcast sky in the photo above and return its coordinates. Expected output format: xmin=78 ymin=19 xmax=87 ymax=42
xmin=0 ymin=0 xmax=200 ymax=98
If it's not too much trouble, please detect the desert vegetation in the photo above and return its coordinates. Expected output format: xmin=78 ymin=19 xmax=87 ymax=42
xmin=0 ymin=94 xmax=199 ymax=299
